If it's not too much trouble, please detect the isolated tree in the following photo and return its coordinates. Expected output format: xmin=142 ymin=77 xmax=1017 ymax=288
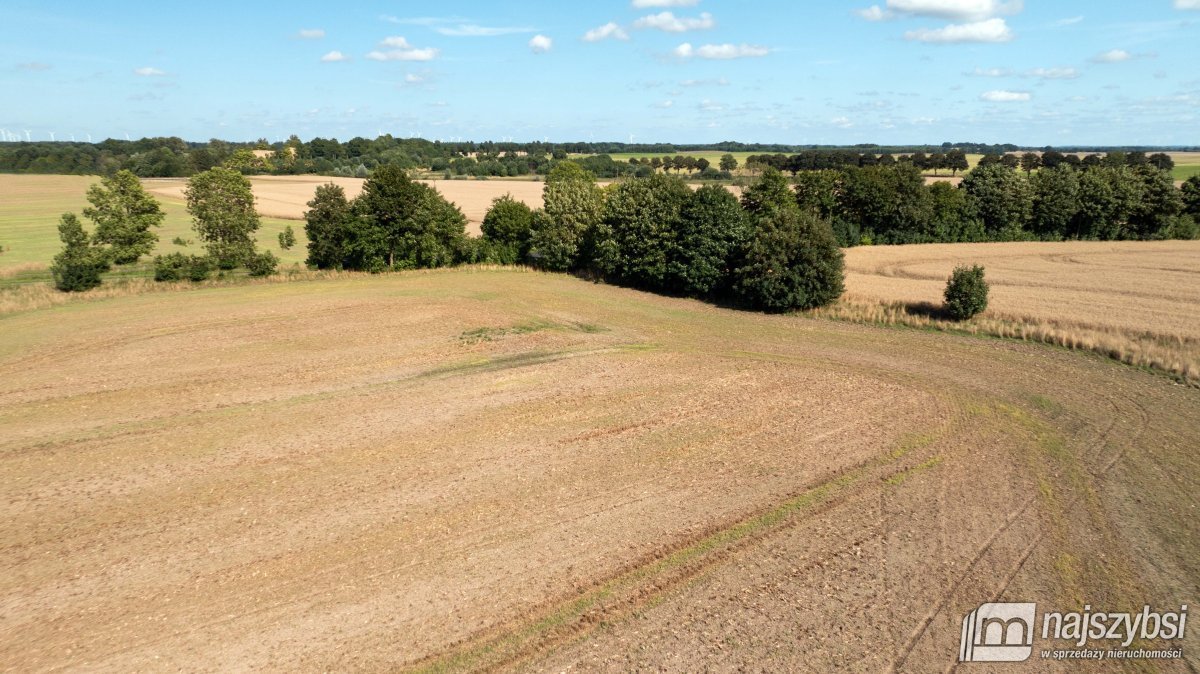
xmin=185 ymin=167 xmax=260 ymax=268
xmin=962 ymin=164 xmax=1032 ymax=238
xmin=1019 ymin=152 xmax=1042 ymax=175
xmin=278 ymin=225 xmax=296 ymax=250
xmin=84 ymin=169 xmax=165 ymax=264
xmin=50 ymin=213 xmax=110 ymax=292
xmin=1030 ymin=165 xmax=1080 ymax=239
xmin=944 ymin=264 xmax=988 ymax=320
xmin=734 ymin=169 xmax=844 ymax=312
xmin=719 ymin=154 xmax=738 ymax=172
xmin=304 ymin=183 xmax=354 ymax=269
xmin=668 ymin=184 xmax=750 ymax=296
xmin=593 ymin=173 xmax=690 ymax=288
xmin=481 ymin=194 xmax=534 ymax=264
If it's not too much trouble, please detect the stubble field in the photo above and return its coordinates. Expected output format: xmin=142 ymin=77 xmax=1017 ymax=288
xmin=1 ymin=268 xmax=1197 ymax=671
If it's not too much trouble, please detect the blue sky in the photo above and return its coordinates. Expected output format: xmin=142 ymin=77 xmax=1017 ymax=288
xmin=2 ymin=1 xmax=1198 ymax=145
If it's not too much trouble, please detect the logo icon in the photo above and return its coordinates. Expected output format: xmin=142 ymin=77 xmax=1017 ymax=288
xmin=960 ymin=602 xmax=1037 ymax=662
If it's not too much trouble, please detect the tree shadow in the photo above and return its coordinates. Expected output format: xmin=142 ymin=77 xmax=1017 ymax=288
xmin=903 ymin=300 xmax=954 ymax=321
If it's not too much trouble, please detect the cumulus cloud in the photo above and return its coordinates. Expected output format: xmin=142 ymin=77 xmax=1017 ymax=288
xmin=855 ymin=5 xmax=894 ymax=21
xmin=633 ymin=11 xmax=715 ymax=32
xmin=320 ymin=51 xmax=349 ymax=63
xmin=134 ymin=67 xmax=166 ymax=76
xmin=673 ymin=42 xmax=770 ymax=59
xmin=887 ymin=0 xmax=1023 ymax=21
xmin=967 ymin=66 xmax=1011 ymax=77
xmin=380 ymin=36 xmax=412 ymax=48
xmin=980 ymin=89 xmax=1030 ymax=101
xmin=529 ymin=34 xmax=553 ymax=53
xmin=1174 ymin=0 xmax=1200 ymax=8
xmin=1027 ymin=67 xmax=1079 ymax=79
xmin=831 ymin=116 xmax=854 ymax=129
xmin=632 ymin=0 xmax=698 ymax=7
xmin=1052 ymin=15 xmax=1083 ymax=26
xmin=904 ymin=17 xmax=1013 ymax=42
xmin=436 ymin=24 xmax=535 ymax=37
xmin=583 ymin=22 xmax=630 ymax=42
xmin=366 ymin=36 xmax=438 ymax=61
xmin=1089 ymin=49 xmax=1148 ymax=63
xmin=297 ymin=28 xmax=325 ymax=39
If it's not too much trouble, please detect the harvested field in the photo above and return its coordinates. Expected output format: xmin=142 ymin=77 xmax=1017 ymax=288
xmin=839 ymin=241 xmax=1200 ymax=381
xmin=144 ymin=175 xmax=547 ymax=235
xmin=1 ymin=268 xmax=1198 ymax=671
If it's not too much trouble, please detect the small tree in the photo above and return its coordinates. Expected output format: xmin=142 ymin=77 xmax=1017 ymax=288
xmin=50 ymin=213 xmax=110 ymax=292
xmin=85 ymin=169 xmax=165 ymax=264
xmin=481 ymin=194 xmax=534 ymax=264
xmin=278 ymin=225 xmax=296 ymax=250
xmin=246 ymin=250 xmax=279 ymax=277
xmin=1019 ymin=152 xmax=1042 ymax=175
xmin=185 ymin=167 xmax=260 ymax=269
xmin=944 ymin=265 xmax=989 ymax=320
xmin=719 ymin=154 xmax=738 ymax=172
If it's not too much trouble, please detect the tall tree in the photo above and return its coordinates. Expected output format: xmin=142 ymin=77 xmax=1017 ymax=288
xmin=304 ymin=183 xmax=354 ymax=269
xmin=1019 ymin=152 xmax=1042 ymax=175
xmin=357 ymin=165 xmax=466 ymax=269
xmin=184 ymin=167 xmax=260 ymax=268
xmin=84 ymin=169 xmax=165 ymax=264
xmin=962 ymin=164 xmax=1032 ymax=238
xmin=668 ymin=184 xmax=749 ymax=296
xmin=1030 ymin=165 xmax=1080 ymax=239
xmin=591 ymin=173 xmax=690 ymax=287
xmin=540 ymin=161 xmax=604 ymax=271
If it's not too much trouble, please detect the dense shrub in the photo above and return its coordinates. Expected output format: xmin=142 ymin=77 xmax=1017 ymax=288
xmin=246 ymin=250 xmax=279 ymax=277
xmin=668 ymin=184 xmax=749 ymax=296
xmin=591 ymin=173 xmax=691 ymax=287
xmin=527 ymin=210 xmax=578 ymax=271
xmin=481 ymin=194 xmax=534 ymax=264
xmin=153 ymin=252 xmax=213 ymax=282
xmin=944 ymin=265 xmax=989 ymax=320
xmin=50 ymin=213 xmax=110 ymax=292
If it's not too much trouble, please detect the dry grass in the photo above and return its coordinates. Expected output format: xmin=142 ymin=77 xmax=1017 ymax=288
xmin=835 ymin=240 xmax=1200 ymax=384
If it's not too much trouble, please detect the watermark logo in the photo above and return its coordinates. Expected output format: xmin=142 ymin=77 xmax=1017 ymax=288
xmin=958 ymin=602 xmax=1188 ymax=663
xmin=960 ymin=602 xmax=1037 ymax=662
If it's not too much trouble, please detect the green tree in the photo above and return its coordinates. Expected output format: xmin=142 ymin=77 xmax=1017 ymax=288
xmin=962 ymin=164 xmax=1032 ymax=239
xmin=357 ymin=165 xmax=467 ymax=269
xmin=1029 ymin=165 xmax=1080 ymax=239
xmin=246 ymin=250 xmax=279 ymax=277
xmin=50 ymin=213 xmax=110 ymax=292
xmin=304 ymin=183 xmax=354 ymax=269
xmin=153 ymin=252 xmax=212 ymax=282
xmin=944 ymin=264 xmax=988 ymax=320
xmin=481 ymin=194 xmax=534 ymax=264
xmin=84 ymin=169 xmax=165 ymax=264
xmin=734 ymin=169 xmax=844 ymax=312
xmin=1127 ymin=165 xmax=1182 ymax=239
xmin=668 ymin=184 xmax=750 ymax=296
xmin=527 ymin=209 xmax=578 ymax=271
xmin=1070 ymin=166 xmax=1139 ymax=240
xmin=542 ymin=161 xmax=604 ymax=271
xmin=593 ymin=173 xmax=691 ymax=288
xmin=1182 ymin=176 xmax=1200 ymax=217
xmin=1019 ymin=152 xmax=1042 ymax=175
xmin=836 ymin=164 xmax=931 ymax=243
xmin=719 ymin=154 xmax=738 ymax=172
xmin=278 ymin=225 xmax=296 ymax=250
xmin=185 ymin=167 xmax=260 ymax=268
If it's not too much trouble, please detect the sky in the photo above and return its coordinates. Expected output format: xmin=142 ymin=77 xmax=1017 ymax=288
xmin=1 ymin=1 xmax=1198 ymax=146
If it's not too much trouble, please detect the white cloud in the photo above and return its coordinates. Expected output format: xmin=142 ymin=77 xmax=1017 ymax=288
xmin=529 ymin=34 xmax=553 ymax=53
xmin=886 ymin=0 xmax=1023 ymax=21
xmin=673 ymin=42 xmax=770 ymax=59
xmin=134 ymin=67 xmax=166 ymax=76
xmin=1052 ymin=15 xmax=1083 ymax=26
xmin=632 ymin=0 xmax=698 ymax=7
xmin=405 ymin=74 xmax=424 ymax=83
xmin=680 ymin=77 xmax=729 ymax=86
xmin=320 ymin=51 xmax=349 ymax=63
xmin=653 ymin=100 xmax=674 ymax=108
xmin=968 ymin=66 xmax=1011 ymax=77
xmin=1174 ymin=0 xmax=1200 ymax=8
xmin=855 ymin=5 xmax=894 ymax=21
xmin=366 ymin=48 xmax=438 ymax=61
xmin=633 ymin=11 xmax=715 ymax=32
xmin=1027 ymin=67 xmax=1079 ymax=79
xmin=436 ymin=24 xmax=535 ymax=37
xmin=298 ymin=28 xmax=325 ymax=39
xmin=980 ymin=89 xmax=1031 ymax=101
xmin=904 ymin=17 xmax=1013 ymax=42
xmin=699 ymin=99 xmax=724 ymax=111
xmin=1091 ymin=49 xmax=1132 ymax=63
xmin=381 ymin=15 xmax=469 ymax=26
xmin=380 ymin=36 xmax=412 ymax=48
xmin=831 ymin=116 xmax=854 ymax=128
xmin=583 ymin=22 xmax=630 ymax=42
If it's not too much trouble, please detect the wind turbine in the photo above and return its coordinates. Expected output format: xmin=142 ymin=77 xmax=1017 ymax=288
xmin=48 ymin=131 xmax=55 ymax=141
xmin=86 ymin=133 xmax=92 ymax=143
xmin=70 ymin=133 xmax=76 ymax=142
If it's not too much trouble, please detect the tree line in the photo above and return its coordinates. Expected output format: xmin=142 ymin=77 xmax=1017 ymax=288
xmin=304 ymin=162 xmax=844 ymax=312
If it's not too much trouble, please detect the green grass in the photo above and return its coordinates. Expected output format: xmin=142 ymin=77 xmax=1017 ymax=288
xmin=1172 ymin=163 xmax=1200 ymax=182
xmin=0 ymin=175 xmax=308 ymax=282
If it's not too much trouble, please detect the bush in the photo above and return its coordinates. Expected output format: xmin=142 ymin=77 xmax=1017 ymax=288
xmin=153 ymin=253 xmax=212 ymax=282
xmin=50 ymin=213 xmax=110 ymax=292
xmin=944 ymin=264 xmax=989 ymax=320
xmin=246 ymin=250 xmax=279 ymax=277
xmin=481 ymin=194 xmax=534 ymax=264
xmin=527 ymin=210 xmax=578 ymax=271
xmin=278 ymin=225 xmax=296 ymax=250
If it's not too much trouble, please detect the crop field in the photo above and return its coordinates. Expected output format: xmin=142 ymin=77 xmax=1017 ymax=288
xmin=1 ymin=268 xmax=1197 ymax=670
xmin=144 ymin=175 xmax=547 ymax=235
xmin=0 ymin=175 xmax=306 ymax=278
xmin=839 ymin=240 xmax=1200 ymax=382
